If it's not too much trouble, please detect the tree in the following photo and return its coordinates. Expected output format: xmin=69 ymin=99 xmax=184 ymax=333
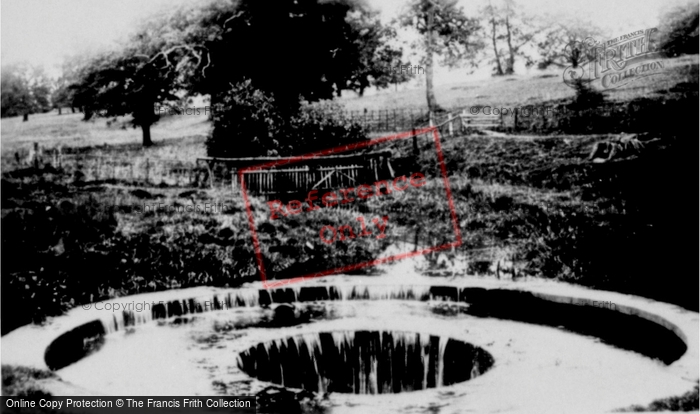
xmin=370 ymin=42 xmax=416 ymax=92
xmin=1 ymin=64 xmax=52 ymax=120
xmin=658 ymin=1 xmax=699 ymax=57
xmin=29 ymin=67 xmax=52 ymax=114
xmin=71 ymin=33 xmax=184 ymax=146
xmin=481 ymin=1 xmax=506 ymax=75
xmin=80 ymin=0 xmax=394 ymax=151
xmin=398 ymin=0 xmax=482 ymax=112
xmin=1 ymin=65 xmax=33 ymax=119
xmin=534 ymin=16 xmax=604 ymax=69
xmin=51 ymin=80 xmax=72 ymax=115
xmin=342 ymin=12 xmax=411 ymax=96
xmin=499 ymin=0 xmax=542 ymax=74
xmin=52 ymin=58 xmax=88 ymax=115
xmin=533 ymin=16 xmax=606 ymax=106
xmin=162 ymin=0 xmax=396 ymax=113
xmin=145 ymin=0 xmax=402 ymax=158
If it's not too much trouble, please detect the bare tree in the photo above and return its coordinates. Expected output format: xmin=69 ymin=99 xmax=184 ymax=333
xmin=480 ymin=0 xmax=542 ymax=75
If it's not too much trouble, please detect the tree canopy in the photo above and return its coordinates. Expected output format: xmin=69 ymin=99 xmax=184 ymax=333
xmin=69 ymin=0 xmax=404 ymax=146
xmin=163 ymin=0 xmax=404 ymax=110
xmin=534 ymin=16 xmax=605 ymax=69
xmin=1 ymin=64 xmax=52 ymax=119
xmin=71 ymin=26 xmax=190 ymax=146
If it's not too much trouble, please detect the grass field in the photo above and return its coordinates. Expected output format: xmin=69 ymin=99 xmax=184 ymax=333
xmin=337 ymin=54 xmax=699 ymax=111
xmin=1 ymin=54 xmax=698 ymax=338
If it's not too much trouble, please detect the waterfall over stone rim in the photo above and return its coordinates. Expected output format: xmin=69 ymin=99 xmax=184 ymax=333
xmin=237 ymin=330 xmax=495 ymax=394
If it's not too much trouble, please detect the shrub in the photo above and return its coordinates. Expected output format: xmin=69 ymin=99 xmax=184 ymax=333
xmin=1 ymin=192 xmax=119 ymax=334
xmin=207 ymin=80 xmax=283 ymax=158
xmin=2 ymin=365 xmax=55 ymax=397
xmin=284 ymin=101 xmax=367 ymax=156
xmin=207 ymin=82 xmax=367 ymax=158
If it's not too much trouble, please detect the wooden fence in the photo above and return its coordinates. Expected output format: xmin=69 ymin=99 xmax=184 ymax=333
xmin=199 ymin=151 xmax=393 ymax=196
xmin=333 ymin=108 xmax=504 ymax=133
xmin=24 ymin=154 xmax=205 ymax=187
xmin=431 ymin=109 xmax=504 ymax=136
xmin=7 ymin=151 xmax=393 ymax=193
xmin=239 ymin=165 xmax=365 ymax=195
xmin=332 ymin=108 xmax=427 ymax=132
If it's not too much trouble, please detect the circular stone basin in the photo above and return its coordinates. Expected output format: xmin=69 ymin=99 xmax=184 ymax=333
xmin=237 ymin=330 xmax=494 ymax=394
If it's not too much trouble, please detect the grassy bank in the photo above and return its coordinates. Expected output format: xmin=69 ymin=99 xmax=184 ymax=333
xmin=1 ymin=55 xmax=697 ymax=336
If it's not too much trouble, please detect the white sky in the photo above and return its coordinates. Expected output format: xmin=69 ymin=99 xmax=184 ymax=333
xmin=0 ymin=0 xmax=690 ymax=83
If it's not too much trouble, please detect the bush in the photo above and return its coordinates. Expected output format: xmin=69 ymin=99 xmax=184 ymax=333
xmin=2 ymin=365 xmax=55 ymax=397
xmin=207 ymin=80 xmax=283 ymax=158
xmin=1 ymin=191 xmax=120 ymax=334
xmin=207 ymin=82 xmax=367 ymax=158
xmin=284 ymin=101 xmax=367 ymax=156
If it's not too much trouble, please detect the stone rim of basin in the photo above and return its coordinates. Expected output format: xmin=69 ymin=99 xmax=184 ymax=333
xmin=2 ymin=275 xmax=697 ymax=411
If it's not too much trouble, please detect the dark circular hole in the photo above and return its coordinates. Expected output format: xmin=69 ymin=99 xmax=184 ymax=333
xmin=237 ymin=330 xmax=494 ymax=394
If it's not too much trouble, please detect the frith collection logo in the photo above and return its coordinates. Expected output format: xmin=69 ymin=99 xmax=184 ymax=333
xmin=563 ymin=27 xmax=664 ymax=90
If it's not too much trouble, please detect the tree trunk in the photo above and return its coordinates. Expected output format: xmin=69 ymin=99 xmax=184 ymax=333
xmin=71 ymin=107 xmax=76 ymax=114
xmin=58 ymin=108 xmax=62 ymax=115
xmin=208 ymin=91 xmax=221 ymax=121
xmin=141 ymin=123 xmax=153 ymax=147
xmin=23 ymin=113 xmax=29 ymax=122
xmin=425 ymin=1 xmax=441 ymax=112
xmin=504 ymin=16 xmax=516 ymax=75
xmin=490 ymin=16 xmax=504 ymax=76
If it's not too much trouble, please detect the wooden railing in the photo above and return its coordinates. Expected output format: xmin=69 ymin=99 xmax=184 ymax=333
xmin=197 ymin=151 xmax=393 ymax=195
xmin=431 ymin=109 xmax=504 ymax=136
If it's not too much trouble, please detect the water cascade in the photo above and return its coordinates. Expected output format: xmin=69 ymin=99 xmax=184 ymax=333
xmin=43 ymin=284 xmax=688 ymax=370
xmin=237 ymin=331 xmax=494 ymax=394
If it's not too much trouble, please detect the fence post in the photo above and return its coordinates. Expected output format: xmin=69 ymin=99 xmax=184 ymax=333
xmin=412 ymin=128 xmax=419 ymax=158
xmin=145 ymin=158 xmax=150 ymax=184
xmin=413 ymin=227 xmax=419 ymax=252
xmin=448 ymin=113 xmax=454 ymax=136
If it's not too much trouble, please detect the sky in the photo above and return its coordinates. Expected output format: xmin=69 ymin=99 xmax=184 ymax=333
xmin=0 ymin=0 xmax=690 ymax=83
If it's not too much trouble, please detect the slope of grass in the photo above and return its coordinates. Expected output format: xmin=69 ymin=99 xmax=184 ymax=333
xmin=337 ymin=54 xmax=699 ymax=112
